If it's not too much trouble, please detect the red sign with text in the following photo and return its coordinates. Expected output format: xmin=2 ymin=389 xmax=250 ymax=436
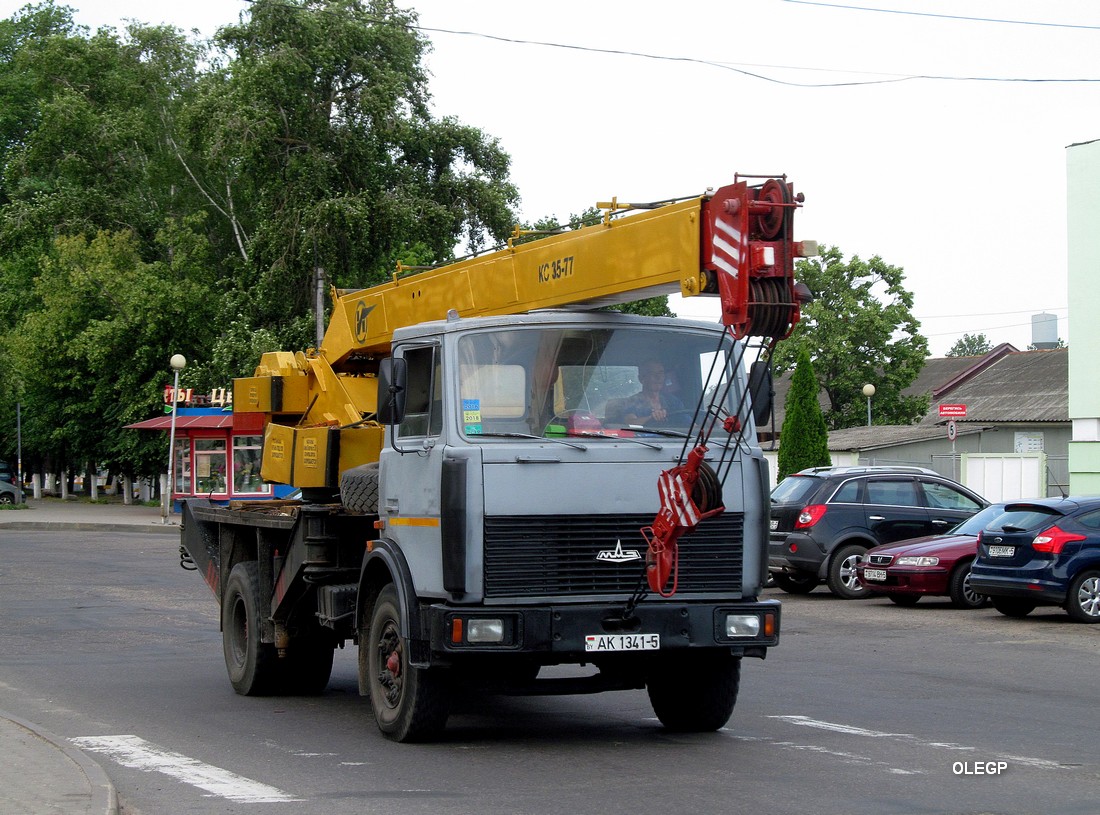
xmin=938 ymin=403 xmax=967 ymax=418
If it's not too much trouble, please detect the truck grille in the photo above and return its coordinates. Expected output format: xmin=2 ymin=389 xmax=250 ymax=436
xmin=483 ymin=513 xmax=744 ymax=598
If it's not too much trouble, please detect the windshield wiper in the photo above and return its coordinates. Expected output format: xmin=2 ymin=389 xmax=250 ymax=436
xmin=473 ymin=431 xmax=587 ymax=451
xmin=618 ymin=424 xmax=690 ymax=439
xmin=568 ymin=431 xmax=661 ymax=450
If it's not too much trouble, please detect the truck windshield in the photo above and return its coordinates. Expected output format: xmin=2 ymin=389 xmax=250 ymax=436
xmin=456 ymin=325 xmax=744 ymax=440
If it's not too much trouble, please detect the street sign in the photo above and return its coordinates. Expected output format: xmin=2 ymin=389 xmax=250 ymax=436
xmin=947 ymin=420 xmax=957 ymax=441
xmin=939 ymin=403 xmax=967 ymax=418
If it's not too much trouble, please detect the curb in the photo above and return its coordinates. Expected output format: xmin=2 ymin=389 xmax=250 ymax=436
xmin=0 ymin=521 xmax=178 ymax=534
xmin=0 ymin=709 xmax=118 ymax=815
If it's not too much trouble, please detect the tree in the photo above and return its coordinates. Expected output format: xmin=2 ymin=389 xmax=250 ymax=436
xmin=947 ymin=333 xmax=992 ymax=357
xmin=772 ymin=246 xmax=929 ymax=429
xmin=180 ymin=0 xmax=520 ymax=347
xmin=777 ymin=349 xmax=831 ymax=481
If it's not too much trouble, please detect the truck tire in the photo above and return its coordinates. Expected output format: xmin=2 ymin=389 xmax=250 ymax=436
xmin=223 ymin=562 xmax=280 ymax=695
xmin=646 ymin=650 xmax=741 ymax=732
xmin=363 ymin=584 xmax=450 ymax=742
xmin=341 ymin=462 xmax=380 ymax=515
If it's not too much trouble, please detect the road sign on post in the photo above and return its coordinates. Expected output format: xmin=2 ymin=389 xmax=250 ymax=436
xmin=939 ymin=404 xmax=967 ymax=418
xmin=947 ymin=420 xmax=957 ymax=441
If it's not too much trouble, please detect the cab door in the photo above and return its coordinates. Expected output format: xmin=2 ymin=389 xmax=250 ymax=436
xmin=862 ymin=477 xmax=932 ymax=544
xmin=378 ymin=342 xmax=448 ymax=596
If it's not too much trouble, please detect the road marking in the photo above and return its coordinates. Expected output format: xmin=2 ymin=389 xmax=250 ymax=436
xmin=70 ymin=735 xmax=301 ymax=803
xmin=767 ymin=716 xmax=1070 ymax=771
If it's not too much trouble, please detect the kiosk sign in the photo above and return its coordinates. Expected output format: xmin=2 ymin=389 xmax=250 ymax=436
xmin=939 ymin=403 xmax=967 ymax=418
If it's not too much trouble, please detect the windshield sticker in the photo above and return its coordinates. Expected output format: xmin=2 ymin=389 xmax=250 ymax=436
xmin=463 ymin=399 xmax=482 ymax=433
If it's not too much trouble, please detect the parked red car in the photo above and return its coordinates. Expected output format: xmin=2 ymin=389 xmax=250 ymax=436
xmin=856 ymin=503 xmax=1007 ymax=609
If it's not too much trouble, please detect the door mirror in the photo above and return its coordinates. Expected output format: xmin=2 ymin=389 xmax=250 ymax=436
xmin=377 ymin=357 xmax=407 ymax=425
xmin=749 ymin=361 xmax=773 ymax=427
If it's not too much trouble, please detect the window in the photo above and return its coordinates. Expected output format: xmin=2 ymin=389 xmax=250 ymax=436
xmin=194 ymin=438 xmax=227 ymax=495
xmin=922 ymin=481 xmax=982 ymax=512
xmin=232 ymin=435 xmax=270 ymax=495
xmin=1075 ymin=509 xmax=1100 ymax=530
xmin=398 ymin=345 xmax=442 ymax=439
xmin=831 ymin=480 xmax=862 ymax=503
xmin=173 ymin=438 xmax=191 ymax=496
xmin=866 ymin=479 xmax=921 ymax=507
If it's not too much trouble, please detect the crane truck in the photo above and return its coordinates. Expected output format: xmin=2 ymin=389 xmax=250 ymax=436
xmin=179 ymin=174 xmax=813 ymax=741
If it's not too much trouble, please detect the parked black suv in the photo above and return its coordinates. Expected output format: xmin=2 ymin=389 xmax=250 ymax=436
xmin=769 ymin=466 xmax=988 ymax=599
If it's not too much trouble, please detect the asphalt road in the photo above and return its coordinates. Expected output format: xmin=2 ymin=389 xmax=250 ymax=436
xmin=1 ymin=528 xmax=1096 ymax=815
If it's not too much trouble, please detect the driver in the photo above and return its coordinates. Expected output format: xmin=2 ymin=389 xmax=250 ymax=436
xmin=609 ymin=359 xmax=683 ymax=425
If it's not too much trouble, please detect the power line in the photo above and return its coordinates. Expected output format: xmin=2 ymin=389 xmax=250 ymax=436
xmin=782 ymin=1 xmax=1100 ymax=31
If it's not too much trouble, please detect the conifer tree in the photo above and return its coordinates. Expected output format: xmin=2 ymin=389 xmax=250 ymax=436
xmin=777 ymin=349 xmax=831 ymax=481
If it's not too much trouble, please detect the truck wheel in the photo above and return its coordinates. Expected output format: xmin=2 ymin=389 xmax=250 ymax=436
xmin=363 ymin=584 xmax=450 ymax=742
xmin=772 ymin=570 xmax=817 ymax=594
xmin=827 ymin=544 xmax=871 ymax=599
xmin=222 ymin=562 xmax=280 ymax=695
xmin=646 ymin=650 xmax=741 ymax=732
xmin=340 ymin=463 xmax=380 ymax=515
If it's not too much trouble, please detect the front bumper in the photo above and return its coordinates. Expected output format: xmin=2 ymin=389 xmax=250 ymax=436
xmin=859 ymin=566 xmax=950 ymax=597
xmin=424 ymin=599 xmax=781 ymax=662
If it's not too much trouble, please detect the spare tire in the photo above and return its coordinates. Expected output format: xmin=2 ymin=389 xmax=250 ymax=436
xmin=340 ymin=462 xmax=380 ymax=514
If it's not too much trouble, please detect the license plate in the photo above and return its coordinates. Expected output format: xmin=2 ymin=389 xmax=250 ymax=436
xmin=769 ymin=519 xmax=778 ymax=531
xmin=585 ymin=633 xmax=660 ymax=652
xmin=863 ymin=568 xmax=887 ymax=582
xmin=988 ymin=545 xmax=1015 ymax=557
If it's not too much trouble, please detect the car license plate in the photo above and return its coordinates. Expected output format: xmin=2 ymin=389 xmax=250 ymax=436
xmin=585 ymin=633 xmax=660 ymax=652
xmin=769 ymin=519 xmax=778 ymax=531
xmin=863 ymin=568 xmax=887 ymax=582
xmin=988 ymin=545 xmax=1015 ymax=557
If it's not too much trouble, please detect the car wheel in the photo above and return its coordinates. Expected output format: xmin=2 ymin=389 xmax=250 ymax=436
xmin=991 ymin=596 xmax=1036 ymax=618
xmin=772 ymin=570 xmax=817 ymax=594
xmin=888 ymin=594 xmax=920 ymax=606
xmin=0 ymin=493 xmax=13 ymax=505
xmin=948 ymin=561 xmax=988 ymax=609
xmin=1065 ymin=570 xmax=1100 ymax=623
xmin=826 ymin=544 xmax=871 ymax=599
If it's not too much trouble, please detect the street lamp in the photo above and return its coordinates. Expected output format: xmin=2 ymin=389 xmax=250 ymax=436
xmin=163 ymin=354 xmax=187 ymax=524
xmin=862 ymin=383 xmax=876 ymax=427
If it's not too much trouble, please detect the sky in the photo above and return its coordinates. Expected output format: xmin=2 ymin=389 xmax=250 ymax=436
xmin=3 ymin=0 xmax=1098 ymax=356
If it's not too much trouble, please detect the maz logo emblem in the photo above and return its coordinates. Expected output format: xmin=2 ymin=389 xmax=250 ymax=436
xmin=596 ymin=540 xmax=642 ymax=564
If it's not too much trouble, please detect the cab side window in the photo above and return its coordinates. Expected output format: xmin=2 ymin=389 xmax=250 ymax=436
xmin=398 ymin=345 xmax=442 ymax=438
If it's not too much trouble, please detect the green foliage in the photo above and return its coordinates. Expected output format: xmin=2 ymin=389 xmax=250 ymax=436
xmin=777 ymin=349 xmax=831 ymax=481
xmin=772 ymin=246 xmax=929 ymax=430
xmin=0 ymin=1 xmax=521 ymax=473
xmin=8 ymin=228 xmax=216 ymax=477
xmin=947 ymin=333 xmax=992 ymax=357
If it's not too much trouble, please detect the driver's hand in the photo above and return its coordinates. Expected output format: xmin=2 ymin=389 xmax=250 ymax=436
xmin=651 ymin=407 xmax=667 ymax=421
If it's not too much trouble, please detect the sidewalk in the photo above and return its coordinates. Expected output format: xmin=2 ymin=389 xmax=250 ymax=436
xmin=0 ymin=495 xmax=177 ymax=534
xmin=1 ymin=497 xmax=174 ymax=815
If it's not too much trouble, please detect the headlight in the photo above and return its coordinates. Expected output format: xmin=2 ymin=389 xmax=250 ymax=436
xmin=895 ymin=556 xmax=939 ymax=567
xmin=466 ymin=618 xmax=505 ymax=643
xmin=724 ymin=614 xmax=761 ymax=637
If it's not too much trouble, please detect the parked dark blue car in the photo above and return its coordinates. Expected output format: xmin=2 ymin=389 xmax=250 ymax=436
xmin=970 ymin=497 xmax=1100 ymax=623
